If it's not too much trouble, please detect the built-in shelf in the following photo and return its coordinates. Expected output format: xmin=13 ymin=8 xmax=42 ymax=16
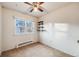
xmin=37 ymin=30 xmax=46 ymax=31
xmin=37 ymin=21 xmax=46 ymax=32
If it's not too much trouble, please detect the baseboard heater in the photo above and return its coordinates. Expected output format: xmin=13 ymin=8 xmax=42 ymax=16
xmin=17 ymin=41 xmax=33 ymax=48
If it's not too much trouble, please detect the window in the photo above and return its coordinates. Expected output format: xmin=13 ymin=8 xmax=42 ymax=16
xmin=15 ymin=17 xmax=34 ymax=35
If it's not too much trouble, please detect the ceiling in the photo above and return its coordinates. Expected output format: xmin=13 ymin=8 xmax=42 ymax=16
xmin=0 ymin=2 xmax=71 ymax=17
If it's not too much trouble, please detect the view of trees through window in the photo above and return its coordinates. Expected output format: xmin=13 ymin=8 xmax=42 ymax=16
xmin=15 ymin=17 xmax=34 ymax=35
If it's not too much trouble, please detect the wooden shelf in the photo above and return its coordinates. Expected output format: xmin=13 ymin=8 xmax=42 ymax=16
xmin=37 ymin=29 xmax=46 ymax=31
xmin=37 ymin=21 xmax=46 ymax=32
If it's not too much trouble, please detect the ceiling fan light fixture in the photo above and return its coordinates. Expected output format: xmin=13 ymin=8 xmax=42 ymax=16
xmin=34 ymin=7 xmax=38 ymax=12
xmin=24 ymin=2 xmax=45 ymax=12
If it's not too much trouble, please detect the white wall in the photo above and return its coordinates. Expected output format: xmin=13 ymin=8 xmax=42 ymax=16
xmin=0 ymin=4 xmax=2 ymax=55
xmin=2 ymin=7 xmax=38 ymax=51
xmin=39 ymin=3 xmax=79 ymax=56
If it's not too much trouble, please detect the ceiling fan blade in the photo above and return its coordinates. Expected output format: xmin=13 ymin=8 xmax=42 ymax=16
xmin=30 ymin=8 xmax=33 ymax=12
xmin=38 ymin=8 xmax=43 ymax=12
xmin=39 ymin=2 xmax=44 ymax=5
xmin=24 ymin=2 xmax=33 ymax=6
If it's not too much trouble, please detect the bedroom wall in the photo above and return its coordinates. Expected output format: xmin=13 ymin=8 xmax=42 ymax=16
xmin=2 ymin=7 xmax=38 ymax=51
xmin=0 ymin=4 xmax=2 ymax=55
xmin=39 ymin=3 xmax=79 ymax=56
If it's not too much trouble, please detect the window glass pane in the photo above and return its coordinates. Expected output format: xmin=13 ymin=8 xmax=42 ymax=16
xmin=16 ymin=19 xmax=25 ymax=34
xmin=15 ymin=17 xmax=35 ymax=35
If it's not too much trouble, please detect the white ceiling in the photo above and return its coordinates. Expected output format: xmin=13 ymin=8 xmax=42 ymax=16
xmin=0 ymin=2 xmax=71 ymax=17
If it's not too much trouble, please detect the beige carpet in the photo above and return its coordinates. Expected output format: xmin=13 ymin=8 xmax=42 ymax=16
xmin=2 ymin=43 xmax=73 ymax=57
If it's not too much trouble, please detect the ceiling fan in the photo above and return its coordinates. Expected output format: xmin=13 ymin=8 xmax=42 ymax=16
xmin=24 ymin=2 xmax=44 ymax=12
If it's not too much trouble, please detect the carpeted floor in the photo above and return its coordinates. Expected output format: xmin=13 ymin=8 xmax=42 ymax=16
xmin=1 ymin=42 xmax=73 ymax=57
